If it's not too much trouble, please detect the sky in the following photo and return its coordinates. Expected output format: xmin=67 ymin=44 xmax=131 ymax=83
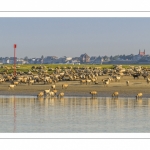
xmin=0 ymin=18 xmax=150 ymax=58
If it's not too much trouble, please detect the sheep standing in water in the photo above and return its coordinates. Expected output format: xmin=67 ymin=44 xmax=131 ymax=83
xmin=37 ymin=92 xmax=44 ymax=97
xmin=49 ymin=91 xmax=55 ymax=97
xmin=44 ymin=89 xmax=50 ymax=96
xmin=53 ymin=89 xmax=58 ymax=96
xmin=90 ymin=91 xmax=97 ymax=98
xmin=112 ymin=92 xmax=119 ymax=98
xmin=136 ymin=93 xmax=143 ymax=99
xmin=57 ymin=92 xmax=65 ymax=98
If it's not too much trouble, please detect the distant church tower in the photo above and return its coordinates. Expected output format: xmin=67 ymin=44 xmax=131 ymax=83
xmin=139 ymin=49 xmax=145 ymax=56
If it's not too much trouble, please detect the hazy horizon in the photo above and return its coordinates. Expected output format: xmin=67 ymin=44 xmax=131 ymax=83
xmin=0 ymin=18 xmax=149 ymax=58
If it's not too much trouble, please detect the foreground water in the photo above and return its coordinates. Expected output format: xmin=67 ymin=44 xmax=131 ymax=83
xmin=1 ymin=95 xmax=150 ymax=133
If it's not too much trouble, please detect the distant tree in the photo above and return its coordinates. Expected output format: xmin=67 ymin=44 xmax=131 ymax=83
xmin=113 ymin=55 xmax=119 ymax=60
xmin=103 ymin=55 xmax=108 ymax=61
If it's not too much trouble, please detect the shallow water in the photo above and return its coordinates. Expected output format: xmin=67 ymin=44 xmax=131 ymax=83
xmin=1 ymin=95 xmax=150 ymax=133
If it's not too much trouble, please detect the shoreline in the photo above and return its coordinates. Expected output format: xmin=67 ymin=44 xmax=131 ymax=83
xmin=0 ymin=75 xmax=150 ymax=98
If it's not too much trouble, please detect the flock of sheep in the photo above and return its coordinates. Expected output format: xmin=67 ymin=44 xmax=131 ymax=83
xmin=0 ymin=64 xmax=148 ymax=99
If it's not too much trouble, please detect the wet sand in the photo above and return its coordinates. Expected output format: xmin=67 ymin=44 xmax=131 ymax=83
xmin=0 ymin=75 xmax=150 ymax=98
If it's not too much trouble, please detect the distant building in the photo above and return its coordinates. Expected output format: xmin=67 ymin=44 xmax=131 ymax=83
xmin=80 ymin=53 xmax=90 ymax=63
xmin=9 ymin=57 xmax=17 ymax=64
xmin=90 ymin=56 xmax=102 ymax=64
xmin=139 ymin=49 xmax=145 ymax=56
xmin=43 ymin=56 xmax=58 ymax=64
xmin=132 ymin=50 xmax=146 ymax=61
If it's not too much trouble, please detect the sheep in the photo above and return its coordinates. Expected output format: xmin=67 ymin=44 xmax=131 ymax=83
xmin=44 ymin=89 xmax=50 ymax=96
xmin=91 ymin=78 xmax=97 ymax=83
xmin=126 ymin=81 xmax=129 ymax=86
xmin=37 ymin=92 xmax=44 ymax=97
xmin=51 ymin=84 xmax=56 ymax=90
xmin=132 ymin=73 xmax=140 ymax=79
xmin=136 ymin=93 xmax=143 ymax=99
xmin=49 ymin=91 xmax=55 ymax=97
xmin=13 ymin=81 xmax=19 ymax=86
xmin=86 ymin=79 xmax=91 ymax=85
xmin=28 ymin=80 xmax=34 ymax=85
xmin=90 ymin=91 xmax=97 ymax=97
xmin=62 ymin=84 xmax=68 ymax=89
xmin=112 ymin=92 xmax=119 ymax=98
xmin=95 ymin=81 xmax=99 ymax=84
xmin=8 ymin=84 xmax=16 ymax=90
xmin=103 ymin=80 xmax=109 ymax=86
xmin=80 ymin=80 xmax=86 ymax=84
xmin=57 ymin=92 xmax=65 ymax=98
xmin=147 ymin=78 xmax=150 ymax=84
xmin=115 ymin=76 xmax=121 ymax=82
xmin=52 ymin=89 xmax=58 ymax=96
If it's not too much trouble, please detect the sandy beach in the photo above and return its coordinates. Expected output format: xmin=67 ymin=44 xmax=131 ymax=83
xmin=0 ymin=75 xmax=150 ymax=98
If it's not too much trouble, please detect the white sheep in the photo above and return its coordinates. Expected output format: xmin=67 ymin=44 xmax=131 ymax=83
xmin=136 ymin=93 xmax=143 ymax=99
xmin=49 ymin=91 xmax=55 ymax=97
xmin=37 ymin=92 xmax=44 ymax=97
xmin=62 ymin=84 xmax=68 ymax=89
xmin=8 ymin=84 xmax=16 ymax=90
xmin=112 ymin=92 xmax=119 ymax=98
xmin=51 ymin=84 xmax=56 ymax=90
xmin=90 ymin=91 xmax=97 ymax=97
xmin=57 ymin=92 xmax=65 ymax=98
xmin=44 ymin=89 xmax=50 ymax=96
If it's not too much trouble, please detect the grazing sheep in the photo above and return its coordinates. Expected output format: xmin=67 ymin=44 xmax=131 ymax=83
xmin=37 ymin=92 xmax=44 ymax=97
xmin=112 ymin=92 xmax=119 ymax=98
xmin=62 ymin=84 xmax=68 ymax=89
xmin=57 ymin=92 xmax=65 ymax=98
xmin=136 ymin=93 xmax=143 ymax=99
xmin=8 ymin=84 xmax=16 ymax=90
xmin=90 ymin=91 xmax=97 ymax=97
xmin=126 ymin=81 xmax=129 ymax=86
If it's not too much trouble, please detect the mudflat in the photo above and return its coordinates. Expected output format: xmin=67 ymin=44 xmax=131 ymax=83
xmin=0 ymin=75 xmax=150 ymax=98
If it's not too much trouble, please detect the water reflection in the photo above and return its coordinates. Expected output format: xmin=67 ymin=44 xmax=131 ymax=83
xmin=1 ymin=96 xmax=150 ymax=132
xmin=13 ymin=96 xmax=16 ymax=133
xmin=1 ymin=96 xmax=150 ymax=108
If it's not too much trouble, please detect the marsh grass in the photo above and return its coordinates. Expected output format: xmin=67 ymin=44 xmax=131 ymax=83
xmin=0 ymin=64 xmax=150 ymax=74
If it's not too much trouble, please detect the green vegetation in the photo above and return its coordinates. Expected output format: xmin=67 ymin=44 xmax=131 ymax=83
xmin=1 ymin=64 xmax=150 ymax=74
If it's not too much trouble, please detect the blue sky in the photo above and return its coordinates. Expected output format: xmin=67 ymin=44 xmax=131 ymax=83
xmin=0 ymin=18 xmax=150 ymax=58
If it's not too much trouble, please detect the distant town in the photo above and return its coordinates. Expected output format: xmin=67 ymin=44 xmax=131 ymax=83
xmin=0 ymin=50 xmax=150 ymax=65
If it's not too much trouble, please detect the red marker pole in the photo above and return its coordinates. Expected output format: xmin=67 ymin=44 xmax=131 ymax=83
xmin=14 ymin=44 xmax=17 ymax=76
